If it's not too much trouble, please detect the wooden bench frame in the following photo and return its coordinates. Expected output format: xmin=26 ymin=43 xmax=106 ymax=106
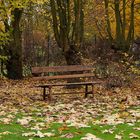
xmin=32 ymin=65 xmax=101 ymax=100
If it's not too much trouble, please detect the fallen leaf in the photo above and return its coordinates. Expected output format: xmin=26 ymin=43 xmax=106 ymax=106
xmin=68 ymin=122 xmax=91 ymax=128
xmin=17 ymin=117 xmax=33 ymax=126
xmin=102 ymin=129 xmax=114 ymax=134
xmin=44 ymin=132 xmax=55 ymax=137
xmin=81 ymin=133 xmax=102 ymax=140
xmin=58 ymin=125 xmax=69 ymax=133
xmin=129 ymin=133 xmax=139 ymax=139
xmin=115 ymin=134 xmax=122 ymax=140
xmin=0 ymin=131 xmax=12 ymax=135
xmin=35 ymin=131 xmax=45 ymax=138
xmin=60 ymin=133 xmax=74 ymax=139
xmin=22 ymin=131 xmax=55 ymax=138
xmin=133 ymin=127 xmax=140 ymax=131
xmin=0 ymin=118 xmax=12 ymax=124
xmin=0 ymin=111 xmax=6 ymax=116
xmin=119 ymin=112 xmax=130 ymax=118
xmin=22 ymin=132 xmax=36 ymax=137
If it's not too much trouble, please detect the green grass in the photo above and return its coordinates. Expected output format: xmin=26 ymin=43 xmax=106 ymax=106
xmin=0 ymin=121 xmax=140 ymax=140
xmin=0 ymin=106 xmax=140 ymax=140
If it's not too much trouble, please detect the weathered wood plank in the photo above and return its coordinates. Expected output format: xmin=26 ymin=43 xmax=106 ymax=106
xmin=37 ymin=81 xmax=101 ymax=87
xmin=32 ymin=65 xmax=93 ymax=74
xmin=53 ymin=91 xmax=92 ymax=95
xmin=33 ymin=73 xmax=95 ymax=80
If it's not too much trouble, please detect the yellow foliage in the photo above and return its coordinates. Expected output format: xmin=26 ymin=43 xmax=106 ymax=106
xmin=84 ymin=0 xmax=140 ymax=39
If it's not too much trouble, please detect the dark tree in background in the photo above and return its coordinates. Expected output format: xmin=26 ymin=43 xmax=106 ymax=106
xmin=104 ymin=0 xmax=135 ymax=51
xmin=6 ymin=8 xmax=23 ymax=79
xmin=1 ymin=0 xmax=23 ymax=79
xmin=50 ymin=0 xmax=84 ymax=65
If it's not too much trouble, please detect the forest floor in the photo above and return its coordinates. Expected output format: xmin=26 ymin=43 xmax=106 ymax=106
xmin=0 ymin=76 xmax=140 ymax=140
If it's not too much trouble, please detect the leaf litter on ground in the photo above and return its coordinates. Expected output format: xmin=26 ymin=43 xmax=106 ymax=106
xmin=0 ymin=78 xmax=140 ymax=139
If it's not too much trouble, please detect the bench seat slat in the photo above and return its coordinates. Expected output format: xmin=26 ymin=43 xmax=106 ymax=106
xmin=37 ymin=81 xmax=101 ymax=87
xmin=53 ymin=91 xmax=92 ymax=95
xmin=33 ymin=73 xmax=95 ymax=80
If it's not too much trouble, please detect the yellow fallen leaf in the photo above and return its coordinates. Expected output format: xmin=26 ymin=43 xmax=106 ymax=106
xmin=58 ymin=125 xmax=69 ymax=133
xmin=119 ymin=112 xmax=130 ymax=118
xmin=119 ymin=103 xmax=126 ymax=111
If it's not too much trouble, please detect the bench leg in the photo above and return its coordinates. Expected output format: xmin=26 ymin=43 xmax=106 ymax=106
xmin=85 ymin=84 xmax=88 ymax=98
xmin=48 ymin=86 xmax=52 ymax=101
xmin=43 ymin=87 xmax=46 ymax=100
xmin=92 ymin=84 xmax=94 ymax=98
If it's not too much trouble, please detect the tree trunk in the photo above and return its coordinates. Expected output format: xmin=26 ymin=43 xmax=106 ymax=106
xmin=114 ymin=0 xmax=123 ymax=49
xmin=64 ymin=45 xmax=81 ymax=87
xmin=112 ymin=0 xmax=135 ymax=51
xmin=127 ymin=0 xmax=135 ymax=48
xmin=122 ymin=0 xmax=126 ymax=41
xmin=6 ymin=8 xmax=23 ymax=79
xmin=50 ymin=0 xmax=83 ymax=65
xmin=64 ymin=45 xmax=81 ymax=65
xmin=104 ymin=0 xmax=113 ymax=42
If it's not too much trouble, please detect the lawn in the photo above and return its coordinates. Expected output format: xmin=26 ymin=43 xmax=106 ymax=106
xmin=0 ymin=100 xmax=140 ymax=140
xmin=0 ymin=122 xmax=140 ymax=140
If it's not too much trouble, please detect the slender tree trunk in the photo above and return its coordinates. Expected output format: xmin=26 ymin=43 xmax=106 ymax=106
xmin=73 ymin=0 xmax=84 ymax=49
xmin=50 ymin=0 xmax=60 ymax=47
xmin=127 ymin=0 xmax=135 ymax=48
xmin=104 ymin=0 xmax=113 ymax=42
xmin=114 ymin=0 xmax=123 ymax=49
xmin=122 ymin=0 xmax=126 ymax=41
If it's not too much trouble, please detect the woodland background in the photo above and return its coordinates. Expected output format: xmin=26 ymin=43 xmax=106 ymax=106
xmin=0 ymin=0 xmax=140 ymax=80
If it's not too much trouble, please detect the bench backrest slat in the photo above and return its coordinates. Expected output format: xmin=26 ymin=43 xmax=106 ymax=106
xmin=32 ymin=65 xmax=93 ymax=74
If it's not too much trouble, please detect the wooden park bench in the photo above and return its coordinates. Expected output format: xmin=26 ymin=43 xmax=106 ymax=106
xmin=32 ymin=65 xmax=101 ymax=100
